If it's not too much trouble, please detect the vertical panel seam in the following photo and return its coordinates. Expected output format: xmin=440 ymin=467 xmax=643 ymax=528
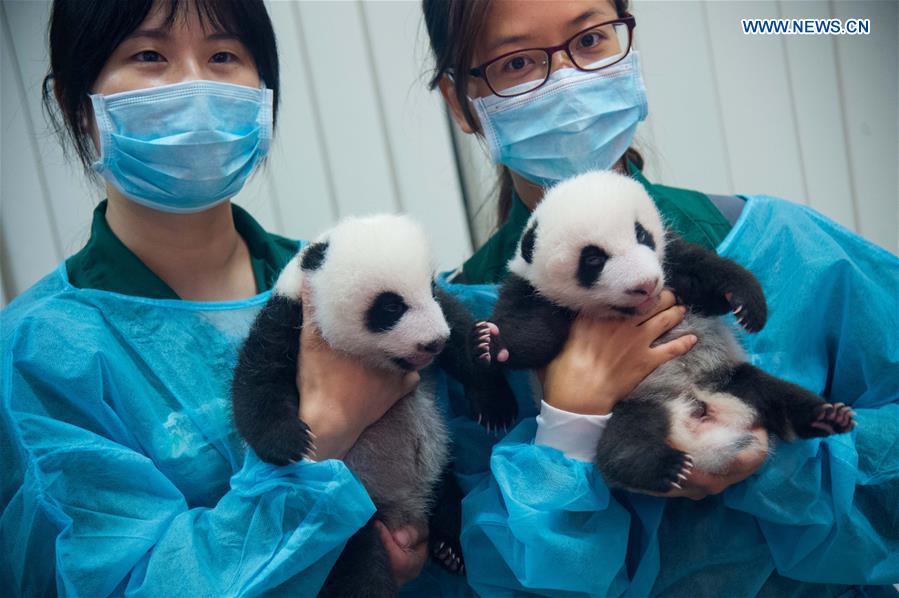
xmin=356 ymin=0 xmax=404 ymax=212
xmin=776 ymin=0 xmax=811 ymax=206
xmin=1 ymin=2 xmax=63 ymax=261
xmin=699 ymin=3 xmax=736 ymax=194
xmin=291 ymin=2 xmax=341 ymax=222
xmin=828 ymin=0 xmax=861 ymax=232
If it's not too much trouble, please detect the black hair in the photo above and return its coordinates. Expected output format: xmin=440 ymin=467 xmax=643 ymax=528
xmin=42 ymin=0 xmax=280 ymax=171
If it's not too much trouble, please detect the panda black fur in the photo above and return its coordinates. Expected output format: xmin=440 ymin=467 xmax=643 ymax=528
xmin=231 ymin=214 xmax=514 ymax=595
xmin=472 ymin=170 xmax=856 ymax=494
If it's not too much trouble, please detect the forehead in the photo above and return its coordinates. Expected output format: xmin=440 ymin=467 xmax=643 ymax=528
xmin=478 ymin=0 xmax=618 ymax=62
xmin=137 ymin=0 xmax=242 ymax=37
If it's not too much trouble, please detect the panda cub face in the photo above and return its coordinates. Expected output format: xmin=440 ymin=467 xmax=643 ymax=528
xmin=277 ymin=215 xmax=450 ymax=372
xmin=507 ymin=170 xmax=667 ymax=317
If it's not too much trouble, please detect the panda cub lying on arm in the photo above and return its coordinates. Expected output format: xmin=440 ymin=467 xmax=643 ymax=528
xmin=471 ymin=170 xmax=856 ymax=494
xmin=232 ymin=215 xmax=515 ymax=595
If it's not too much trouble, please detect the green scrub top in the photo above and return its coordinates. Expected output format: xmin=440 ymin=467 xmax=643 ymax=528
xmin=66 ymin=200 xmax=298 ymax=298
xmin=459 ymin=162 xmax=733 ymax=285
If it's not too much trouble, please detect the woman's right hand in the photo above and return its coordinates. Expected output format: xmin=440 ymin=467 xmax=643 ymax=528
xmin=296 ymin=294 xmax=420 ymax=461
xmin=541 ymin=290 xmax=697 ymax=416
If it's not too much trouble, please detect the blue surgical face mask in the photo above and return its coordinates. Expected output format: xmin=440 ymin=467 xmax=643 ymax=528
xmin=89 ymin=80 xmax=273 ymax=213
xmin=471 ymin=51 xmax=648 ymax=188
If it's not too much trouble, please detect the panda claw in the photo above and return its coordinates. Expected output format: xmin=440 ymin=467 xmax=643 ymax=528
xmin=671 ymin=482 xmax=683 ymax=491
xmin=732 ymin=305 xmax=743 ymax=315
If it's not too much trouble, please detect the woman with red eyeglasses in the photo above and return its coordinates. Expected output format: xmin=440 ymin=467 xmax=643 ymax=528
xmin=422 ymin=0 xmax=899 ymax=595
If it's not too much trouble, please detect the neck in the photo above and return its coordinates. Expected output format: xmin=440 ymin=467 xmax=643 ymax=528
xmin=510 ymin=157 xmax=630 ymax=212
xmin=105 ymin=188 xmax=256 ymax=301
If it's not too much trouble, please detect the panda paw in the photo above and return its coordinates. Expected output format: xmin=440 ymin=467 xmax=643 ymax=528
xmin=468 ymin=385 xmax=518 ymax=435
xmin=724 ymin=290 xmax=767 ymax=333
xmin=471 ymin=321 xmax=509 ymax=369
xmin=251 ymin=418 xmax=315 ymax=465
xmin=808 ymin=402 xmax=857 ymax=436
xmin=430 ymin=537 xmax=465 ymax=575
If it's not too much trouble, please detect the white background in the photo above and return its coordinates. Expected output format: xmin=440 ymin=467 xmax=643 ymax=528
xmin=2 ymin=0 xmax=897 ymax=306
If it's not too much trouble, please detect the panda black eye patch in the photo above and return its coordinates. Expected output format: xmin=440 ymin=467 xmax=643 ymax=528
xmin=366 ymin=291 xmax=409 ymax=333
xmin=635 ymin=222 xmax=655 ymax=250
xmin=577 ymin=245 xmax=609 ymax=288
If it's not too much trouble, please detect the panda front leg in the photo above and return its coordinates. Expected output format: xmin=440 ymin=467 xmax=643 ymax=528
xmin=664 ymin=236 xmax=768 ymax=333
xmin=434 ymin=285 xmax=519 ymax=430
xmin=595 ymin=399 xmax=694 ymax=493
xmin=231 ymin=294 xmax=314 ymax=465
xmin=472 ymin=274 xmax=574 ymax=371
xmin=717 ymin=363 xmax=856 ymax=439
xmin=320 ymin=518 xmax=397 ymax=598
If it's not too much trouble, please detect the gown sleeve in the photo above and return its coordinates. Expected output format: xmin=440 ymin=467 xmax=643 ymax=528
xmin=460 ymin=420 xmax=653 ymax=597
xmin=0 ymin=313 xmax=375 ymax=597
xmin=718 ymin=196 xmax=899 ymax=585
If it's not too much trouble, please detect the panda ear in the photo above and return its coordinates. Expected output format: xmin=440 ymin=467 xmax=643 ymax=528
xmin=301 ymin=241 xmax=329 ymax=271
xmin=521 ymin=222 xmax=538 ymax=264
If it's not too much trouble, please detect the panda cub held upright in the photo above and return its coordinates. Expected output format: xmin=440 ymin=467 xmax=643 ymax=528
xmin=231 ymin=215 xmax=502 ymax=595
xmin=472 ymin=171 xmax=856 ymax=494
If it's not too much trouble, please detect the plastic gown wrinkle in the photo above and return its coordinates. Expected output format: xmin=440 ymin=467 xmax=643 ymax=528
xmin=0 ymin=264 xmax=376 ymax=596
xmin=458 ymin=196 xmax=899 ymax=595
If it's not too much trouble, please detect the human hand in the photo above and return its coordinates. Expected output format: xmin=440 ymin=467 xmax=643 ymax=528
xmin=297 ymin=291 xmax=420 ymax=461
xmin=540 ymin=290 xmax=697 ymax=415
xmin=374 ymin=520 xmax=429 ymax=587
xmin=663 ymin=428 xmax=769 ymax=500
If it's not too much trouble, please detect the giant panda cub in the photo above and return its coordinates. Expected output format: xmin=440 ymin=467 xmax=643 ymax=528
xmin=232 ymin=214 xmax=513 ymax=595
xmin=471 ymin=170 xmax=856 ymax=494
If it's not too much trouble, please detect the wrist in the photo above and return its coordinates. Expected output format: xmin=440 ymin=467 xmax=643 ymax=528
xmin=299 ymin=395 xmax=357 ymax=461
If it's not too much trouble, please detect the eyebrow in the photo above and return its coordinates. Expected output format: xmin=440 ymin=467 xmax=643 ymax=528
xmin=485 ymin=8 xmax=613 ymax=56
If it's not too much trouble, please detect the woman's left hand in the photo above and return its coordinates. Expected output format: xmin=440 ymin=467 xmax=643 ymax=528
xmin=664 ymin=428 xmax=769 ymax=500
xmin=374 ymin=520 xmax=429 ymax=587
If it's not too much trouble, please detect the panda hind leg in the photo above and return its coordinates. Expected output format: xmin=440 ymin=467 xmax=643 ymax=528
xmin=595 ymin=399 xmax=694 ymax=494
xmin=718 ymin=363 xmax=856 ymax=439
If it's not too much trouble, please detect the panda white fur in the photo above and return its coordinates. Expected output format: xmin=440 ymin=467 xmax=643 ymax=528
xmin=231 ymin=214 xmax=509 ymax=594
xmin=472 ymin=170 xmax=856 ymax=493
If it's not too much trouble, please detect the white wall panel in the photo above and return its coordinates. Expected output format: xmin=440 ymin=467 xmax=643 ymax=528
xmin=778 ymin=0 xmax=856 ymax=230
xmin=1 ymin=1 xmax=60 ymax=298
xmin=361 ymin=0 xmax=472 ymax=268
xmin=704 ymin=1 xmax=808 ymax=203
xmin=832 ymin=0 xmax=897 ymax=251
xmin=293 ymin=1 xmax=398 ymax=217
xmin=633 ymin=1 xmax=734 ymax=195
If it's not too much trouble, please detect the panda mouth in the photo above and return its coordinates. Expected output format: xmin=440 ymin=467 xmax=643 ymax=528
xmin=392 ymin=353 xmax=436 ymax=371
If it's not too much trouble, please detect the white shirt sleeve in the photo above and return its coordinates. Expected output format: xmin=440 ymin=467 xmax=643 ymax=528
xmin=534 ymin=400 xmax=612 ymax=462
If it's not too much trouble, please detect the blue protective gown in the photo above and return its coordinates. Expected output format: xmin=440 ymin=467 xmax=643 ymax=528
xmin=457 ymin=195 xmax=899 ymax=596
xmin=0 ymin=266 xmax=382 ymax=596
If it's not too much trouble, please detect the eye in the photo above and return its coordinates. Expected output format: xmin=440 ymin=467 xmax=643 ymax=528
xmin=635 ymin=222 xmax=656 ymax=250
xmin=210 ymin=51 xmax=238 ymax=64
xmin=576 ymin=31 xmax=606 ymax=49
xmin=501 ymin=53 xmax=536 ymax=73
xmin=134 ymin=50 xmax=165 ymax=63
xmin=384 ymin=302 xmax=403 ymax=313
xmin=585 ymin=255 xmax=604 ymax=266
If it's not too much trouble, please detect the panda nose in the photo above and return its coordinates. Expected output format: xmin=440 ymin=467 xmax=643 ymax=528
xmin=419 ymin=339 xmax=445 ymax=354
xmin=626 ymin=278 xmax=660 ymax=297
